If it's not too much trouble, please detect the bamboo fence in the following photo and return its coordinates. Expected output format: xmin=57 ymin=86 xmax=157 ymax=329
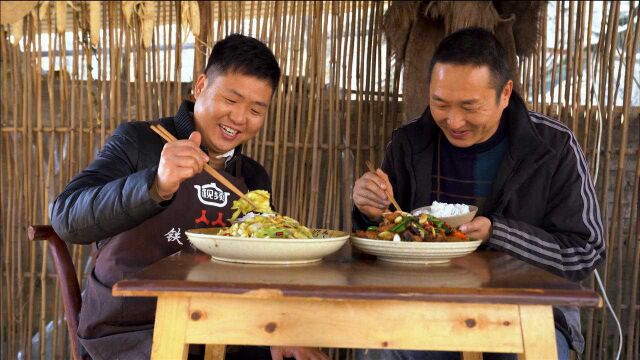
xmin=0 ymin=1 xmax=638 ymax=359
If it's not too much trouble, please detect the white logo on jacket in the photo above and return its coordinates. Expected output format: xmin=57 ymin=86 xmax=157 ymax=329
xmin=194 ymin=182 xmax=230 ymax=207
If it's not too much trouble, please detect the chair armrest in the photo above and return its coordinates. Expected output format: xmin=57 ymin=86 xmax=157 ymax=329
xmin=28 ymin=225 xmax=84 ymax=360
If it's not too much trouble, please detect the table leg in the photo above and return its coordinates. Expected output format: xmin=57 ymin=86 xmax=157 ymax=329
xmin=204 ymin=345 xmax=226 ymax=360
xmin=151 ymin=296 xmax=190 ymax=360
xmin=517 ymin=305 xmax=557 ymax=360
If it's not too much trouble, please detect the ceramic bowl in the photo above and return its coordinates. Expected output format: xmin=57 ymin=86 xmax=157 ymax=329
xmin=411 ymin=205 xmax=478 ymax=229
xmin=186 ymin=228 xmax=349 ymax=265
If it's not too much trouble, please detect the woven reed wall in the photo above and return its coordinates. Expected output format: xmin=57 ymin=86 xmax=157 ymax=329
xmin=1 ymin=1 xmax=638 ymax=359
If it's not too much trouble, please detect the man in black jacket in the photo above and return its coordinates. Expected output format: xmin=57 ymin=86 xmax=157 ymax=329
xmin=352 ymin=28 xmax=605 ymax=360
xmin=51 ymin=34 xmax=328 ymax=360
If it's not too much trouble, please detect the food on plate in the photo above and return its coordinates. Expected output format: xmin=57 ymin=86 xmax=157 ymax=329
xmin=229 ymin=189 xmax=275 ymax=221
xmin=219 ymin=212 xmax=314 ymax=239
xmin=355 ymin=211 xmax=469 ymax=242
xmin=219 ymin=190 xmax=314 ymax=239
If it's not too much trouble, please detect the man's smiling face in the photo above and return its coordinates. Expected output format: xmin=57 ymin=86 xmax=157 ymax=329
xmin=192 ymin=71 xmax=273 ymax=155
xmin=429 ymin=63 xmax=512 ymax=148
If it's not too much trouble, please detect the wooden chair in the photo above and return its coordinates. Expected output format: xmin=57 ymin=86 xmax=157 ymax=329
xmin=28 ymin=225 xmax=88 ymax=360
xmin=28 ymin=225 xmax=223 ymax=360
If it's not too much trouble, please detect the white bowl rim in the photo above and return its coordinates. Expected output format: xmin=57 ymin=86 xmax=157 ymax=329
xmin=186 ymin=228 xmax=349 ymax=244
xmin=350 ymin=235 xmax=482 ymax=247
xmin=410 ymin=205 xmax=478 ymax=218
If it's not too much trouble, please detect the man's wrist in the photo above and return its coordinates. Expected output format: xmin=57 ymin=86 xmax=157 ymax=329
xmin=149 ymin=178 xmax=172 ymax=203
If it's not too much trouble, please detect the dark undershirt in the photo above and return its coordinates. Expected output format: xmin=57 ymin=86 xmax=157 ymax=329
xmin=431 ymin=116 xmax=508 ymax=214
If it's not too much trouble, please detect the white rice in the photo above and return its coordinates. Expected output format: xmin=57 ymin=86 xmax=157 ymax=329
xmin=428 ymin=201 xmax=470 ymax=217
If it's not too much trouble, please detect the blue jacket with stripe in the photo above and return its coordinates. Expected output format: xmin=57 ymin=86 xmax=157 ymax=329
xmin=353 ymin=93 xmax=605 ymax=353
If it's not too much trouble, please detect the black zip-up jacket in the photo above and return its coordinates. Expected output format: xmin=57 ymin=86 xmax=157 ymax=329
xmin=353 ymin=93 xmax=605 ymax=353
xmin=51 ymin=100 xmax=272 ymax=246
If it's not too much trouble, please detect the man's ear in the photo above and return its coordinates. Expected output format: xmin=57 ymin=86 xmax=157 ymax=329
xmin=500 ymin=80 xmax=513 ymax=109
xmin=194 ymin=74 xmax=207 ymax=98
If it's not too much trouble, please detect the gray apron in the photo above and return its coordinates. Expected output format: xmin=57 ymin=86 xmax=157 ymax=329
xmin=78 ymin=164 xmax=247 ymax=360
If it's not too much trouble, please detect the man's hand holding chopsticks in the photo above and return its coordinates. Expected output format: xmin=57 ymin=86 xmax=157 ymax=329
xmin=353 ymin=168 xmax=393 ymax=222
xmin=154 ymin=131 xmax=210 ymax=200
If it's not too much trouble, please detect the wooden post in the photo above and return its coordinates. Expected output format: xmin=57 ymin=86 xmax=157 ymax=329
xmin=517 ymin=305 xmax=557 ymax=360
xmin=151 ymin=296 xmax=190 ymax=360
xmin=194 ymin=1 xmax=210 ymax=80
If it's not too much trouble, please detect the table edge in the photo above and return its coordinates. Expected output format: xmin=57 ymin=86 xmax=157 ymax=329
xmin=112 ymin=280 xmax=603 ymax=307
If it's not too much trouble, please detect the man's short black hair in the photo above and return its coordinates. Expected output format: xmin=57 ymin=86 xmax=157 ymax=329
xmin=204 ymin=34 xmax=281 ymax=92
xmin=429 ymin=28 xmax=510 ymax=94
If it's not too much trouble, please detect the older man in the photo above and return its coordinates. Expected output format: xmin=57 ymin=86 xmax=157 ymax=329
xmin=352 ymin=28 xmax=604 ymax=360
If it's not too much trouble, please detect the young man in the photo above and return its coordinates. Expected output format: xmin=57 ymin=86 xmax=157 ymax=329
xmin=352 ymin=28 xmax=605 ymax=360
xmin=52 ymin=34 xmax=327 ymax=360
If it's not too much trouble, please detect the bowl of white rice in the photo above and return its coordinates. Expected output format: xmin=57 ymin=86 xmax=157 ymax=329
xmin=411 ymin=201 xmax=478 ymax=229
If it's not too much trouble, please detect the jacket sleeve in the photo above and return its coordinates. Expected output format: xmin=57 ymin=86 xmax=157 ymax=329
xmin=50 ymin=122 xmax=168 ymax=244
xmin=487 ymin=134 xmax=605 ymax=282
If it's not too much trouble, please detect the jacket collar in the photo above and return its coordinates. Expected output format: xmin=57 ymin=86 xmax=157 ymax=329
xmin=485 ymin=93 xmax=555 ymax=214
xmin=503 ymin=92 xmax=552 ymax=162
xmin=174 ymin=100 xmax=196 ymax=141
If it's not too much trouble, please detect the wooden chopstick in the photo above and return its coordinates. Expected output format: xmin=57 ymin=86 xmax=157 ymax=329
xmin=149 ymin=124 xmax=258 ymax=209
xmin=365 ymin=160 xmax=403 ymax=212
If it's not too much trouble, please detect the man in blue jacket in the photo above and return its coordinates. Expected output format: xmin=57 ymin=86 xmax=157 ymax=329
xmin=352 ymin=28 xmax=605 ymax=360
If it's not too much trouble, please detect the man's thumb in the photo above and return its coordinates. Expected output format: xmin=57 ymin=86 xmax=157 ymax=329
xmin=189 ymin=131 xmax=202 ymax=146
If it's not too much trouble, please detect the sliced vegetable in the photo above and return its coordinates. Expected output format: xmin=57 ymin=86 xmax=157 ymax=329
xmin=230 ymin=190 xmax=275 ymax=221
xmin=390 ymin=222 xmax=407 ymax=233
xmin=451 ymin=230 xmax=468 ymax=240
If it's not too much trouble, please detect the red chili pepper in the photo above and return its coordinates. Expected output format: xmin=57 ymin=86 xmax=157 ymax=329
xmin=451 ymin=230 xmax=468 ymax=240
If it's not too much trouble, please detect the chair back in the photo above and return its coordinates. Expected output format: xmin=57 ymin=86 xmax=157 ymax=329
xmin=29 ymin=225 xmax=84 ymax=360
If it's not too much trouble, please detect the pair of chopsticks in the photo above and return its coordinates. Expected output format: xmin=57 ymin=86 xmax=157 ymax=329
xmin=149 ymin=124 xmax=257 ymax=209
xmin=365 ymin=160 xmax=403 ymax=212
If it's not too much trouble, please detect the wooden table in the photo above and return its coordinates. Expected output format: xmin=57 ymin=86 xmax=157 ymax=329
xmin=113 ymin=251 xmax=601 ymax=360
